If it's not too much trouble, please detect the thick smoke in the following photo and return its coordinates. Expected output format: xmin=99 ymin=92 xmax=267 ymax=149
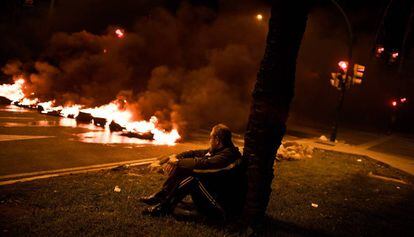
xmin=2 ymin=0 xmax=413 ymax=135
xmin=2 ymin=4 xmax=267 ymax=135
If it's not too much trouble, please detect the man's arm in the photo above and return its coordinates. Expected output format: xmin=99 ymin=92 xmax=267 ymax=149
xmin=177 ymin=150 xmax=235 ymax=170
xmin=176 ymin=149 xmax=208 ymax=159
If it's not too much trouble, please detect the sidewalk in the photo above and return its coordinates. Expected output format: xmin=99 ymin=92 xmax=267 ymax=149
xmin=292 ymin=135 xmax=414 ymax=175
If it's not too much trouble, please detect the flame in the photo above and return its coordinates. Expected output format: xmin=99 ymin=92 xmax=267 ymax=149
xmin=0 ymin=78 xmax=25 ymax=102
xmin=0 ymin=79 xmax=181 ymax=145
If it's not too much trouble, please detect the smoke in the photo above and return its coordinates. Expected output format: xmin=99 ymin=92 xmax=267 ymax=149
xmin=2 ymin=0 xmax=412 ymax=135
xmin=2 ymin=4 xmax=266 ymax=135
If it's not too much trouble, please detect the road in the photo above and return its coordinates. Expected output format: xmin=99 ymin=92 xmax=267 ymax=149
xmin=0 ymin=105 xmax=207 ymax=181
xmin=1 ymin=104 xmax=413 ymax=184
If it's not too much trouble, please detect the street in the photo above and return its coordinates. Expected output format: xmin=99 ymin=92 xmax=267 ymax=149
xmin=0 ymin=105 xmax=206 ymax=179
xmin=1 ymin=104 xmax=413 ymax=183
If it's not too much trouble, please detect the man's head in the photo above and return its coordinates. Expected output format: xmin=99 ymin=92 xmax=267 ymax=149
xmin=209 ymin=124 xmax=233 ymax=151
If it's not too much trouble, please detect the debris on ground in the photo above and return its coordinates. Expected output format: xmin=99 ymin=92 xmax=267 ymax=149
xmin=113 ymin=186 xmax=121 ymax=192
xmin=319 ymin=135 xmax=328 ymax=142
xmin=277 ymin=141 xmax=314 ymax=161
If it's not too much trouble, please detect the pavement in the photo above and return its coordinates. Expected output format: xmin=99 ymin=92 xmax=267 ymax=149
xmin=285 ymin=124 xmax=414 ymax=175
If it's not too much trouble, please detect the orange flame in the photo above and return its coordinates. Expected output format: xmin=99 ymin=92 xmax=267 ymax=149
xmin=0 ymin=79 xmax=181 ymax=145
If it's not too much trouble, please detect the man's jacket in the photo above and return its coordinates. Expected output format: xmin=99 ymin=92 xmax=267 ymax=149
xmin=175 ymin=145 xmax=246 ymax=216
xmin=176 ymin=146 xmax=243 ymax=173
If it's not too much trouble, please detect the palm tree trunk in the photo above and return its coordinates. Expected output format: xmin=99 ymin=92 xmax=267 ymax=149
xmin=243 ymin=0 xmax=311 ymax=225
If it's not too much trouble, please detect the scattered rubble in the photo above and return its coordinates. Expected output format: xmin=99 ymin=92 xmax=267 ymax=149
xmin=319 ymin=135 xmax=328 ymax=142
xmin=113 ymin=186 xmax=121 ymax=192
xmin=277 ymin=141 xmax=314 ymax=161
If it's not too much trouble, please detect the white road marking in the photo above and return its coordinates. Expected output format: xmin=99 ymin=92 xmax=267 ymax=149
xmin=0 ymin=117 xmax=33 ymax=120
xmin=0 ymin=135 xmax=54 ymax=142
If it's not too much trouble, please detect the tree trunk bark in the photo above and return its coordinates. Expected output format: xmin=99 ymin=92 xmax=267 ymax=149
xmin=243 ymin=0 xmax=311 ymax=225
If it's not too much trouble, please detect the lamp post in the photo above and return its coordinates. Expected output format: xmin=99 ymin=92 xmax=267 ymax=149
xmin=329 ymin=0 xmax=354 ymax=142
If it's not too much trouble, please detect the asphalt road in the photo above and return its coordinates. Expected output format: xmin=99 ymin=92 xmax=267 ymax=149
xmin=1 ymin=104 xmax=412 ymax=181
xmin=0 ymin=105 xmax=207 ymax=177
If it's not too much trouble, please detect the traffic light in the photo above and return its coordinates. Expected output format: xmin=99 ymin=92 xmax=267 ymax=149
xmin=22 ymin=0 xmax=34 ymax=7
xmin=389 ymin=51 xmax=399 ymax=63
xmin=375 ymin=45 xmax=385 ymax=58
xmin=352 ymin=64 xmax=365 ymax=85
xmin=338 ymin=61 xmax=348 ymax=73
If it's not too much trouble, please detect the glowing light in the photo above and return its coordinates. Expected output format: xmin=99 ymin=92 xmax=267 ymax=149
xmin=256 ymin=14 xmax=263 ymax=21
xmin=391 ymin=52 xmax=399 ymax=59
xmin=400 ymin=97 xmax=407 ymax=103
xmin=338 ymin=61 xmax=348 ymax=71
xmin=115 ymin=29 xmax=124 ymax=38
xmin=376 ymin=47 xmax=384 ymax=54
xmin=103 ymin=48 xmax=108 ymax=53
xmin=392 ymin=101 xmax=398 ymax=107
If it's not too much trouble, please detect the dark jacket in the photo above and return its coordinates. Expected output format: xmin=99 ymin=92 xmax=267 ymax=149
xmin=176 ymin=146 xmax=246 ymax=216
xmin=176 ymin=146 xmax=242 ymax=173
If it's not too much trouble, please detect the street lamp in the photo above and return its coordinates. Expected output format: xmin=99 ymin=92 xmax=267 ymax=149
xmin=115 ymin=28 xmax=125 ymax=38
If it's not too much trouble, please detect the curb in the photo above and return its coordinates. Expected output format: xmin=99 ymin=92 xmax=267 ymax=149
xmin=0 ymin=157 xmax=158 ymax=186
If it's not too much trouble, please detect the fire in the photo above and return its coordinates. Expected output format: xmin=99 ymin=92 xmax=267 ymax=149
xmin=0 ymin=78 xmax=25 ymax=102
xmin=0 ymin=79 xmax=181 ymax=145
xmin=256 ymin=14 xmax=263 ymax=21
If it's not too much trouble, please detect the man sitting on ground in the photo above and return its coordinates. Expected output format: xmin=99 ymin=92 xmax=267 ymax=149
xmin=140 ymin=124 xmax=246 ymax=220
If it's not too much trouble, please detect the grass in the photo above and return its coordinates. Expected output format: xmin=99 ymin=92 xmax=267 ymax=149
xmin=0 ymin=149 xmax=413 ymax=237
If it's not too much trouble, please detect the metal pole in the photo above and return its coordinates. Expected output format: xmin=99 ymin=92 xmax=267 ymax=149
xmin=329 ymin=0 xmax=354 ymax=142
xmin=49 ymin=0 xmax=55 ymax=16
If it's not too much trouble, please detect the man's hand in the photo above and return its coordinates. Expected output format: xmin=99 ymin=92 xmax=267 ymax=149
xmin=164 ymin=154 xmax=178 ymax=174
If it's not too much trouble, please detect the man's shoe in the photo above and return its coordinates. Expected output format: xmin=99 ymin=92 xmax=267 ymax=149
xmin=139 ymin=193 xmax=162 ymax=205
xmin=142 ymin=203 xmax=170 ymax=217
